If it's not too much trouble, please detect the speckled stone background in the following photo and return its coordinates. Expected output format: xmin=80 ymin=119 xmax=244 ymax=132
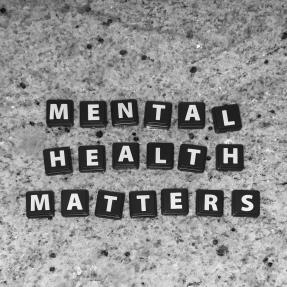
xmin=1 ymin=0 xmax=287 ymax=286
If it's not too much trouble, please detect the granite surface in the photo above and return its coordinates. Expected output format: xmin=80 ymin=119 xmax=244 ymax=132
xmin=1 ymin=0 xmax=287 ymax=286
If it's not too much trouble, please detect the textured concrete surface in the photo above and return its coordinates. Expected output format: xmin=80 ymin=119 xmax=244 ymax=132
xmin=1 ymin=0 xmax=287 ymax=286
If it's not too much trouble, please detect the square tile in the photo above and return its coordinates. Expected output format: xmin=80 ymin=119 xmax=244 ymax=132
xmin=178 ymin=102 xmax=205 ymax=129
xmin=79 ymin=145 xmax=106 ymax=172
xmin=232 ymin=190 xmax=260 ymax=217
xmin=80 ymin=101 xmax=107 ymax=128
xmin=129 ymin=190 xmax=157 ymax=218
xmin=161 ymin=189 xmax=189 ymax=215
xmin=196 ymin=189 xmax=224 ymax=217
xmin=26 ymin=191 xmax=55 ymax=219
xmin=43 ymin=147 xmax=73 ymax=176
xmin=216 ymin=144 xmax=244 ymax=171
xmin=178 ymin=144 xmax=207 ymax=173
xmin=146 ymin=143 xmax=174 ymax=170
xmin=46 ymin=100 xmax=74 ymax=127
xmin=211 ymin=104 xmax=242 ymax=133
xmin=61 ymin=189 xmax=89 ymax=217
xmin=95 ymin=190 xmax=125 ymax=219
xmin=112 ymin=143 xmax=139 ymax=169
xmin=144 ymin=101 xmax=172 ymax=129
xmin=110 ymin=99 xmax=139 ymax=126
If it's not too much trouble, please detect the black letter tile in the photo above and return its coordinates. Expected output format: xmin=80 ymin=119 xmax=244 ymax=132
xmin=79 ymin=145 xmax=106 ymax=172
xmin=61 ymin=189 xmax=89 ymax=217
xmin=178 ymin=102 xmax=205 ymax=129
xmin=146 ymin=143 xmax=174 ymax=170
xmin=196 ymin=189 xmax=224 ymax=217
xmin=178 ymin=144 xmax=207 ymax=173
xmin=211 ymin=104 xmax=242 ymax=133
xmin=110 ymin=99 xmax=138 ymax=126
xmin=129 ymin=190 xmax=157 ymax=218
xmin=80 ymin=101 xmax=107 ymax=128
xmin=46 ymin=100 xmax=74 ymax=127
xmin=95 ymin=190 xmax=125 ymax=220
xmin=144 ymin=101 xmax=172 ymax=129
xmin=43 ymin=147 xmax=73 ymax=176
xmin=112 ymin=143 xmax=139 ymax=169
xmin=232 ymin=190 xmax=260 ymax=217
xmin=216 ymin=144 xmax=244 ymax=171
xmin=26 ymin=191 xmax=55 ymax=219
xmin=161 ymin=189 xmax=189 ymax=215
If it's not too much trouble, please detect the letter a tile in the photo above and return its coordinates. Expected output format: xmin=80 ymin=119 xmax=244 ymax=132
xmin=112 ymin=143 xmax=139 ymax=169
xmin=61 ymin=190 xmax=89 ymax=217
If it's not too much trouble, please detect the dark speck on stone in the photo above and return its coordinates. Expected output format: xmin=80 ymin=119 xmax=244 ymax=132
xmin=132 ymin=132 xmax=136 ymax=136
xmin=29 ymin=121 xmax=35 ymax=126
xmin=120 ymin=49 xmax=127 ymax=56
xmin=86 ymin=44 xmax=92 ymax=49
xmin=205 ymin=136 xmax=209 ymax=140
xmin=97 ymin=37 xmax=104 ymax=43
xmin=49 ymin=267 xmax=55 ymax=272
xmin=190 ymin=66 xmax=197 ymax=74
xmin=49 ymin=253 xmax=56 ymax=258
xmin=65 ymin=127 xmax=70 ymax=133
xmin=85 ymin=5 xmax=91 ymax=12
xmin=103 ymin=19 xmax=113 ymax=26
xmin=208 ymin=126 xmax=213 ymax=131
xmin=0 ymin=7 xmax=6 ymax=14
xmin=268 ymin=262 xmax=273 ymax=267
xmin=213 ymin=239 xmax=218 ymax=245
xmin=281 ymin=32 xmax=287 ymax=40
xmin=133 ymin=136 xmax=139 ymax=142
xmin=206 ymin=156 xmax=211 ymax=161
xmin=35 ymin=100 xmax=40 ymax=106
xmin=257 ymin=114 xmax=262 ymax=118
xmin=189 ymin=133 xmax=195 ymax=140
xmin=20 ymin=82 xmax=26 ymax=89
xmin=96 ymin=131 xmax=103 ymax=138
xmin=231 ymin=227 xmax=236 ymax=232
xmin=269 ymin=110 xmax=275 ymax=114
xmin=141 ymin=55 xmax=147 ymax=60
xmin=186 ymin=30 xmax=193 ymax=39
xmin=263 ymin=257 xmax=268 ymax=263
xmin=264 ymin=59 xmax=269 ymax=64
xmin=101 ymin=250 xmax=108 ymax=256
xmin=124 ymin=251 xmax=130 ymax=257
xmin=216 ymin=245 xmax=228 ymax=256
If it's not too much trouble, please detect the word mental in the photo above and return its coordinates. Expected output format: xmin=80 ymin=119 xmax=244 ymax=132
xmin=26 ymin=189 xmax=260 ymax=219
xmin=46 ymin=99 xmax=242 ymax=132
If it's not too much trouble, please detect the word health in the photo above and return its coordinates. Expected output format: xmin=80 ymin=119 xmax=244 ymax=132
xmin=43 ymin=143 xmax=244 ymax=175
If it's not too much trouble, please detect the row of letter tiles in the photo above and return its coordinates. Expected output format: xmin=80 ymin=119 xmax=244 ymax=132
xmin=26 ymin=189 xmax=260 ymax=219
xmin=46 ymin=100 xmax=242 ymax=133
xmin=43 ymin=144 xmax=244 ymax=175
